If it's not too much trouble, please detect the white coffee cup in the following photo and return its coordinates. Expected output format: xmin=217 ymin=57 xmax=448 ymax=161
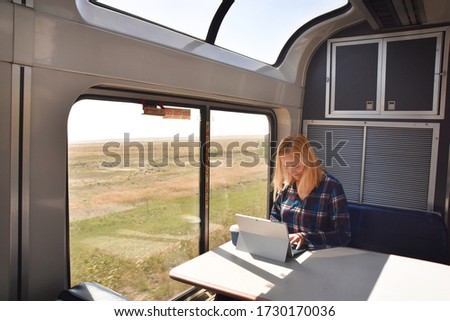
xmin=229 ymin=224 xmax=239 ymax=246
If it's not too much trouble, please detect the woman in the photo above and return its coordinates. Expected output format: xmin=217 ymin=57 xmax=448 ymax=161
xmin=270 ymin=134 xmax=350 ymax=250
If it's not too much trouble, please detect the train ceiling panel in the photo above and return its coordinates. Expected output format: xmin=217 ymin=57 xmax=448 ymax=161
xmin=359 ymin=0 xmax=450 ymax=30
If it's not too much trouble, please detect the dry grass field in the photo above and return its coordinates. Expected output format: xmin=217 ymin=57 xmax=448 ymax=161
xmin=68 ymin=136 xmax=269 ymax=300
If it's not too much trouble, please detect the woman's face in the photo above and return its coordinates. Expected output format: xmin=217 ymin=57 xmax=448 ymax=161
xmin=280 ymin=151 xmax=304 ymax=181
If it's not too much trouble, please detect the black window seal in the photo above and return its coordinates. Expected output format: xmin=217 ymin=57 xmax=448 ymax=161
xmin=206 ymin=0 xmax=235 ymax=44
xmin=274 ymin=2 xmax=352 ymax=67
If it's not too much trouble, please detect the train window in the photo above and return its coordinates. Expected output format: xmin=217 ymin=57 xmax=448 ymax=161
xmin=215 ymin=0 xmax=348 ymax=64
xmin=326 ymin=29 xmax=447 ymax=119
xmin=92 ymin=0 xmax=222 ymax=40
xmin=209 ymin=110 xmax=270 ymax=248
xmin=68 ymin=100 xmax=273 ymax=299
xmin=68 ymin=100 xmax=201 ymax=300
xmin=92 ymin=0 xmax=349 ymax=64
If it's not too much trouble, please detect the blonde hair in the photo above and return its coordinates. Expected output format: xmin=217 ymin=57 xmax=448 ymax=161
xmin=271 ymin=134 xmax=323 ymax=199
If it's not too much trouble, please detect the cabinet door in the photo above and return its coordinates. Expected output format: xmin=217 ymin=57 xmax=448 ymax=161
xmin=330 ymin=40 xmax=381 ymax=114
xmin=383 ymin=35 xmax=441 ymax=113
xmin=326 ymin=29 xmax=447 ymax=119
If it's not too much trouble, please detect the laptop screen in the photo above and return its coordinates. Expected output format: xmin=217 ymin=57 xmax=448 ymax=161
xmin=235 ymin=214 xmax=291 ymax=262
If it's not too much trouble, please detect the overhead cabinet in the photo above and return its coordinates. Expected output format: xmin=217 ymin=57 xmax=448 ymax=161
xmin=326 ymin=28 xmax=449 ymax=119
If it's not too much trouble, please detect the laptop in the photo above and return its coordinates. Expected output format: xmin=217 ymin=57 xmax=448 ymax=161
xmin=235 ymin=213 xmax=307 ymax=262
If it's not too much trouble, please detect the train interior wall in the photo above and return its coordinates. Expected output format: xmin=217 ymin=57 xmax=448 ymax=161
xmin=302 ymin=21 xmax=450 ymax=258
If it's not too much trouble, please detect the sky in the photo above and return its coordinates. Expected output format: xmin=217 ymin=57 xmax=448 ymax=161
xmin=68 ymin=100 xmax=270 ymax=143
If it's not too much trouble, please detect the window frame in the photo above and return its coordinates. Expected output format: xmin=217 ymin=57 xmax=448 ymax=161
xmin=87 ymin=0 xmax=351 ymax=66
xmin=67 ymin=91 xmax=277 ymax=295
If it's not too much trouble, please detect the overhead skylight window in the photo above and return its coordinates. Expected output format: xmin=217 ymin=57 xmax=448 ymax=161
xmin=215 ymin=0 xmax=349 ymax=64
xmin=93 ymin=0 xmax=222 ymax=40
xmin=92 ymin=0 xmax=348 ymax=64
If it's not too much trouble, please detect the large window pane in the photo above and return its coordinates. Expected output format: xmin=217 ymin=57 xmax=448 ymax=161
xmin=216 ymin=0 xmax=348 ymax=63
xmin=93 ymin=0 xmax=221 ymax=40
xmin=68 ymin=100 xmax=200 ymax=300
xmin=93 ymin=0 xmax=348 ymax=64
xmin=209 ymin=110 xmax=270 ymax=249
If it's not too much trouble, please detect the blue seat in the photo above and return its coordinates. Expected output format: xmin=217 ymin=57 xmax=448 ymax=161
xmin=347 ymin=202 xmax=449 ymax=264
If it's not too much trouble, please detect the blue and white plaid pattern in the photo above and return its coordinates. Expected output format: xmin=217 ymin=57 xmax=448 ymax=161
xmin=270 ymin=172 xmax=351 ymax=250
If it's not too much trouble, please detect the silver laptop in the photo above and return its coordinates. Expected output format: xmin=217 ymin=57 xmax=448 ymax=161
xmin=235 ymin=213 xmax=307 ymax=262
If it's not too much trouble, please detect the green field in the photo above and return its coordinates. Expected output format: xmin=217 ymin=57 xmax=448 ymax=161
xmin=68 ymin=137 xmax=269 ymax=300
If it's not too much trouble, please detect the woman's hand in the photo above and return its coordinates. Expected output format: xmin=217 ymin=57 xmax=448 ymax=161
xmin=289 ymin=233 xmax=305 ymax=250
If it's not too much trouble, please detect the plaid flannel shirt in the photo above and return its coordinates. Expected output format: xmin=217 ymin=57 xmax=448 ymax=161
xmin=270 ymin=172 xmax=351 ymax=250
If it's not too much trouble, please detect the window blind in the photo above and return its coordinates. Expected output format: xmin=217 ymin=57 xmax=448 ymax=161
xmin=307 ymin=125 xmax=364 ymax=203
xmin=304 ymin=122 xmax=437 ymax=210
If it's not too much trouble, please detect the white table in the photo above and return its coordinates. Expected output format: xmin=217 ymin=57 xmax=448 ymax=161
xmin=169 ymin=242 xmax=450 ymax=300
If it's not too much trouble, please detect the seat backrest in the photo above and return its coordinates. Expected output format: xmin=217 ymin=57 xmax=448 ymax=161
xmin=347 ymin=202 xmax=449 ymax=264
